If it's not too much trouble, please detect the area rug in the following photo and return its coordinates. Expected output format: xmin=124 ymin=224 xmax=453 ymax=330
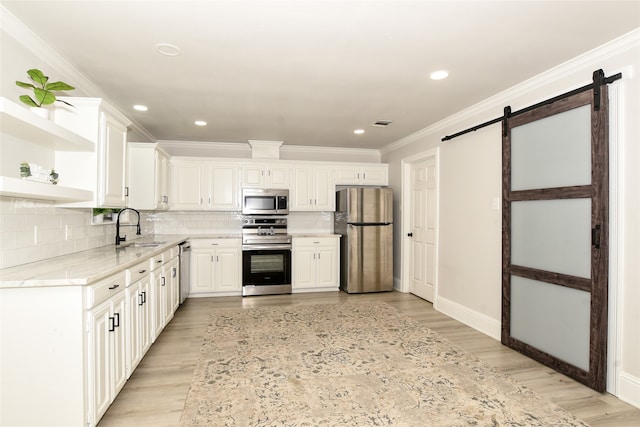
xmin=180 ymin=302 xmax=588 ymax=426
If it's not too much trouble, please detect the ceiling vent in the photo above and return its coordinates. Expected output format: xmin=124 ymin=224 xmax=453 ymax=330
xmin=372 ymin=120 xmax=393 ymax=127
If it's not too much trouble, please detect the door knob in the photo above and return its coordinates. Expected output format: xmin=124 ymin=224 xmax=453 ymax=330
xmin=407 ymin=233 xmax=413 ymax=237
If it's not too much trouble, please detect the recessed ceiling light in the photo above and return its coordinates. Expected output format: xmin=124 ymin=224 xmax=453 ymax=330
xmin=155 ymin=43 xmax=181 ymax=56
xmin=133 ymin=104 xmax=148 ymax=112
xmin=354 ymin=129 xmax=365 ymax=135
xmin=430 ymin=70 xmax=449 ymax=80
xmin=195 ymin=120 xmax=207 ymax=126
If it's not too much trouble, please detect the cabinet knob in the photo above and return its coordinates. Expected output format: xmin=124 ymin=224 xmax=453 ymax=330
xmin=407 ymin=233 xmax=413 ymax=237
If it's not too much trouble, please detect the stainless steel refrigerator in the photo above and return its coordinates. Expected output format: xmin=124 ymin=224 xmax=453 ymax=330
xmin=335 ymin=187 xmax=393 ymax=293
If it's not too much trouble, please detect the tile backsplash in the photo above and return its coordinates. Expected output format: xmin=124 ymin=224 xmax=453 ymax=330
xmin=0 ymin=196 xmax=114 ymax=269
xmin=0 ymin=195 xmax=334 ymax=269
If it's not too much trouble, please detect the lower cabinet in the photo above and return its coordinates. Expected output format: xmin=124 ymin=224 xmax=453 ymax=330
xmin=190 ymin=238 xmax=242 ymax=296
xmin=126 ymin=264 xmax=152 ymax=376
xmin=292 ymin=236 xmax=340 ymax=291
xmin=151 ymin=250 xmax=180 ymax=340
xmin=0 ymin=245 xmax=181 ymax=427
xmin=87 ymin=287 xmax=127 ymax=423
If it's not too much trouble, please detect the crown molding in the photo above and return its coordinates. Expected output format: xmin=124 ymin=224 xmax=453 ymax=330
xmin=158 ymin=140 xmax=382 ymax=162
xmin=380 ymin=27 xmax=640 ymax=155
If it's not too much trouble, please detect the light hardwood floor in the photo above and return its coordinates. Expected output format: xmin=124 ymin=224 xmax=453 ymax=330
xmin=98 ymin=292 xmax=640 ymax=426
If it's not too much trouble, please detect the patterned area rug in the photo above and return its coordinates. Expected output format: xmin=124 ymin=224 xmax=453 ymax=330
xmin=180 ymin=302 xmax=588 ymax=426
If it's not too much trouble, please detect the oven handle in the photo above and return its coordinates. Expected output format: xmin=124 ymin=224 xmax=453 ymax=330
xmin=243 ymin=244 xmax=292 ymax=251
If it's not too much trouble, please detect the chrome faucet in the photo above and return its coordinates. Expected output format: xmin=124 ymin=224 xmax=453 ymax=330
xmin=115 ymin=208 xmax=141 ymax=245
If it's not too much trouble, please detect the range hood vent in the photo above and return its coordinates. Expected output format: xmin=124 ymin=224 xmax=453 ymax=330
xmin=248 ymin=140 xmax=283 ymax=159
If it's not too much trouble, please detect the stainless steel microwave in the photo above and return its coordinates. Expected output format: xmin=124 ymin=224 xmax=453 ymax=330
xmin=242 ymin=188 xmax=289 ymax=215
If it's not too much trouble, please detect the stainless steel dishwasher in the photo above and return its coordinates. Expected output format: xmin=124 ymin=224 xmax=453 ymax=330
xmin=178 ymin=242 xmax=191 ymax=304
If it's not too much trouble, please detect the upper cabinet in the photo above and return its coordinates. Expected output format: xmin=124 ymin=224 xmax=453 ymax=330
xmin=290 ymin=164 xmax=335 ymax=211
xmin=171 ymin=158 xmax=239 ymax=211
xmin=240 ymin=162 xmax=290 ymax=190
xmin=128 ymin=143 xmax=170 ymax=210
xmin=334 ymin=163 xmax=388 ymax=186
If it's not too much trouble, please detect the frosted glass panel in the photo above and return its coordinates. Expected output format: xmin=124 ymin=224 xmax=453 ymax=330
xmin=511 ymin=276 xmax=590 ymax=371
xmin=512 ymin=199 xmax=591 ymax=278
xmin=511 ymin=105 xmax=591 ymax=191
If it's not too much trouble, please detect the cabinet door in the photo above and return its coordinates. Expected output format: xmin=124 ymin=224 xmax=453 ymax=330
xmin=100 ymin=113 xmax=128 ymax=207
xmin=317 ymin=244 xmax=339 ymax=287
xmin=314 ymin=166 xmax=335 ymax=211
xmin=154 ymin=150 xmax=171 ymax=209
xmin=241 ymin=164 xmax=264 ymax=188
xmin=334 ymin=167 xmax=361 ymax=185
xmin=151 ymin=270 xmax=164 ymax=341
xmin=138 ymin=278 xmax=152 ymax=355
xmin=191 ymin=249 xmax=215 ymax=293
xmin=361 ymin=166 xmax=388 ymax=185
xmin=160 ymin=153 xmax=171 ymax=209
xmin=215 ymin=248 xmax=240 ymax=292
xmin=171 ymin=161 xmax=205 ymax=210
xmin=125 ymin=284 xmax=141 ymax=376
xmin=88 ymin=300 xmax=111 ymax=423
xmin=111 ymin=292 xmax=127 ymax=396
xmin=166 ymin=258 xmax=179 ymax=317
xmin=292 ymin=245 xmax=316 ymax=289
xmin=291 ymin=167 xmax=314 ymax=211
xmin=209 ymin=164 xmax=239 ymax=210
xmin=266 ymin=164 xmax=290 ymax=189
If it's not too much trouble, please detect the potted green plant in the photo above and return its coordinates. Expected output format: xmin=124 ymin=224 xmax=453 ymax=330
xmin=15 ymin=69 xmax=75 ymax=118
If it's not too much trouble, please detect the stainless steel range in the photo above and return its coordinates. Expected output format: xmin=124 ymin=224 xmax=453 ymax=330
xmin=241 ymin=215 xmax=292 ymax=296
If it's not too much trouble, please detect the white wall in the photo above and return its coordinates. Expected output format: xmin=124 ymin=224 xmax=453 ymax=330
xmin=382 ymin=29 xmax=640 ymax=406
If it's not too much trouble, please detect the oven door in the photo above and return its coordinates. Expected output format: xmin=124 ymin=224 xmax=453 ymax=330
xmin=242 ymin=247 xmax=291 ymax=287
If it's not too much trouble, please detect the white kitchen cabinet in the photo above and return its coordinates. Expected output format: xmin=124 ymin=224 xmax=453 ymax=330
xmin=171 ymin=158 xmax=239 ymax=211
xmin=128 ymin=142 xmax=171 ymax=210
xmin=150 ymin=248 xmax=178 ymax=340
xmin=0 ymin=243 xmax=182 ymax=427
xmin=292 ymin=236 xmax=340 ymax=291
xmin=290 ymin=165 xmax=335 ymax=211
xmin=241 ymin=162 xmax=290 ymax=189
xmin=84 ymin=271 xmax=128 ymax=426
xmin=190 ymin=239 xmax=241 ymax=296
xmin=166 ymin=257 xmax=180 ymax=320
xmin=125 ymin=260 xmax=152 ymax=376
xmin=87 ymin=285 xmax=126 ymax=424
xmin=53 ymin=97 xmax=131 ymax=208
xmin=334 ymin=164 xmax=388 ymax=186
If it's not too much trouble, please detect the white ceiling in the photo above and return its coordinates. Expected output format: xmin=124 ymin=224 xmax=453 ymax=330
xmin=2 ymin=1 xmax=639 ymax=150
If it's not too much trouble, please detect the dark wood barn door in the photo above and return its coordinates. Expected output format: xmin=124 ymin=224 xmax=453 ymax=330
xmin=502 ymin=84 xmax=609 ymax=391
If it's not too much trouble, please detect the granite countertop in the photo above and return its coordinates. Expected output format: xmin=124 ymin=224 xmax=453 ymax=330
xmin=0 ymin=234 xmax=190 ymax=289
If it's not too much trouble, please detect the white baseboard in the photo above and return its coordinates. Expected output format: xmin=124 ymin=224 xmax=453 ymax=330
xmin=434 ymin=295 xmax=501 ymax=341
xmin=618 ymin=372 xmax=640 ymax=409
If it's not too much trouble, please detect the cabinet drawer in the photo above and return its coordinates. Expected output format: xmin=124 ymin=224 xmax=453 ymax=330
xmin=149 ymin=248 xmax=174 ymax=270
xmin=293 ymin=236 xmax=340 ymax=247
xmin=190 ymin=238 xmax=240 ymax=249
xmin=126 ymin=260 xmax=150 ymax=285
xmin=86 ymin=271 xmax=126 ymax=309
xmin=169 ymin=245 xmax=180 ymax=259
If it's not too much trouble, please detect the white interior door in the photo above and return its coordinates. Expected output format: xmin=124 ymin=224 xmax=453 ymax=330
xmin=408 ymin=155 xmax=437 ymax=301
